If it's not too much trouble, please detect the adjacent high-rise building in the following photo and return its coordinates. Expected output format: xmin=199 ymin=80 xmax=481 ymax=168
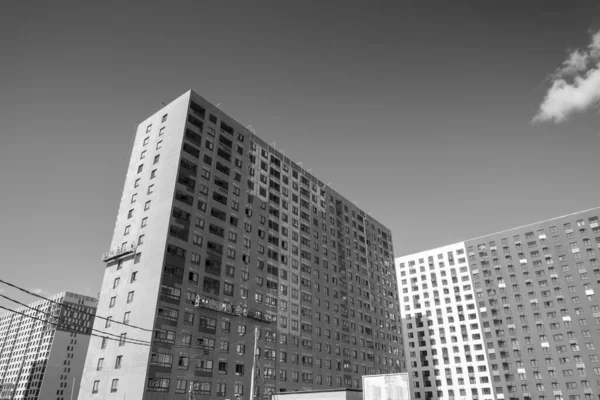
xmin=79 ymin=90 xmax=404 ymax=399
xmin=0 ymin=292 xmax=98 ymax=400
xmin=396 ymin=207 xmax=600 ymax=400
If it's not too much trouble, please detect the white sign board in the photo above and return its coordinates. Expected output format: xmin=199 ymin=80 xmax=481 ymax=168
xmin=362 ymin=373 xmax=410 ymax=400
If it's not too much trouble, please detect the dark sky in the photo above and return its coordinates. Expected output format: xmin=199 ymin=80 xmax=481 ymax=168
xmin=1 ymin=1 xmax=599 ymax=302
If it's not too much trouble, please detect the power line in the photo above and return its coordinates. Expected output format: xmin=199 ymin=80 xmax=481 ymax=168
xmin=0 ymin=306 xmax=153 ymax=347
xmin=0 ymin=293 xmax=153 ymax=346
xmin=0 ymin=304 xmax=258 ymax=353
xmin=0 ymin=278 xmax=153 ymax=333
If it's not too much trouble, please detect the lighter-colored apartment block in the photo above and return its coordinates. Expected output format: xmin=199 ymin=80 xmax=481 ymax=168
xmin=0 ymin=292 xmax=98 ymax=400
xmin=397 ymin=207 xmax=600 ymax=400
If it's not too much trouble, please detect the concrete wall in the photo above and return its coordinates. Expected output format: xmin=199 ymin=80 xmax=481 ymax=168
xmin=78 ymin=91 xmax=192 ymax=399
xmin=273 ymin=389 xmax=363 ymax=400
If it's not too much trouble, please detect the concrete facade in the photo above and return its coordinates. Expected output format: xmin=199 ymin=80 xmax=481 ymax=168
xmin=396 ymin=207 xmax=600 ymax=400
xmin=79 ymin=90 xmax=404 ymax=399
xmin=0 ymin=292 xmax=98 ymax=400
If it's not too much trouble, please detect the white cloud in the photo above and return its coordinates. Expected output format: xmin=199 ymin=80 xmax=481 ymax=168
xmin=534 ymin=30 xmax=600 ymax=123
xmin=557 ymin=50 xmax=589 ymax=77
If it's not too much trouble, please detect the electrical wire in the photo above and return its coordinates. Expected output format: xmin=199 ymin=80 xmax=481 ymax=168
xmin=0 ymin=306 xmax=153 ymax=347
xmin=0 ymin=278 xmax=153 ymax=332
xmin=0 ymin=293 xmax=153 ymax=345
xmin=0 ymin=303 xmax=257 ymax=353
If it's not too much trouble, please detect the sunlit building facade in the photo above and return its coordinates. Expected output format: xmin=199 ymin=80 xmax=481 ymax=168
xmin=0 ymin=292 xmax=97 ymax=400
xmin=397 ymin=208 xmax=600 ymax=400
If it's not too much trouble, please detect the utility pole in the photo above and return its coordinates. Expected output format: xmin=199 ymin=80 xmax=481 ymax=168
xmin=70 ymin=376 xmax=75 ymax=400
xmin=188 ymin=381 xmax=195 ymax=400
xmin=249 ymin=326 xmax=258 ymax=400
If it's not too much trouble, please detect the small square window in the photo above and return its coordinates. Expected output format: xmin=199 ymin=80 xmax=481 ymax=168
xmin=143 ymin=137 xmax=149 ymax=146
xmin=124 ymin=225 xmax=130 ymax=235
xmin=156 ymin=141 xmax=163 ymax=150
xmin=134 ymin=178 xmax=140 ymax=188
xmin=153 ymin=155 xmax=160 ymax=164
xmin=138 ymin=234 xmax=144 ymax=245
xmin=140 ymin=150 xmax=146 ymax=159
xmin=144 ymin=201 xmax=151 ymax=211
xmin=113 ymin=278 xmax=120 ymax=289
xmin=150 ymin=169 xmax=157 ymax=179
xmin=131 ymin=271 xmax=138 ymax=282
xmin=130 ymin=193 xmax=137 ymax=203
xmin=141 ymin=217 xmax=148 ymax=227
xmin=147 ymin=185 xmax=154 ymax=194
xmin=146 ymin=124 xmax=152 ymax=133
xmin=159 ymin=127 xmax=165 ymax=136
xmin=161 ymin=114 xmax=168 ymax=123
xmin=127 ymin=209 xmax=133 ymax=219
xmin=137 ymin=164 xmax=143 ymax=174
xmin=127 ymin=291 xmax=134 ymax=303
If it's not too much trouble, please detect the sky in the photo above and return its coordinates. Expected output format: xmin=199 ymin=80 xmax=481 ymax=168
xmin=1 ymin=1 xmax=600 ymax=307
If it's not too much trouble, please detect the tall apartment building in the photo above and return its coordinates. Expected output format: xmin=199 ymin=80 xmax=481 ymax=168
xmin=79 ymin=90 xmax=404 ymax=399
xmin=396 ymin=207 xmax=600 ymax=400
xmin=0 ymin=292 xmax=98 ymax=400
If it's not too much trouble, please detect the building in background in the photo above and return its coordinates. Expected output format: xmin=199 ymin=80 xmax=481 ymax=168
xmin=396 ymin=207 xmax=600 ymax=400
xmin=0 ymin=292 xmax=98 ymax=400
xmin=79 ymin=90 xmax=404 ymax=399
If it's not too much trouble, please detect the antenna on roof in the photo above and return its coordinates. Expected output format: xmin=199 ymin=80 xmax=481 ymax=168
xmin=160 ymin=101 xmax=166 ymax=106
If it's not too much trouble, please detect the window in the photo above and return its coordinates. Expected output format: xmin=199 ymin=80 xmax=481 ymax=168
xmin=141 ymin=217 xmax=147 ymax=227
xmin=130 ymin=271 xmax=137 ymax=282
xmin=144 ymin=201 xmax=151 ymax=211
xmin=156 ymin=140 xmax=163 ymax=150
xmin=111 ymin=379 xmax=118 ymax=393
xmin=115 ymin=355 xmax=122 ymax=369
xmin=97 ymin=358 xmax=104 ymax=371
xmin=162 ymin=113 xmax=168 ymax=122
xmin=140 ymin=150 xmax=146 ymax=159
xmin=150 ymin=169 xmax=157 ymax=179
xmin=119 ymin=333 xmax=127 ymax=346
xmin=113 ymin=277 xmax=120 ymax=288
xmin=109 ymin=296 xmax=116 ymax=308
xmin=123 ymin=311 xmax=130 ymax=324
xmin=127 ymin=291 xmax=134 ymax=303
xmin=92 ymin=380 xmax=99 ymax=393
xmin=147 ymin=185 xmax=154 ymax=194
